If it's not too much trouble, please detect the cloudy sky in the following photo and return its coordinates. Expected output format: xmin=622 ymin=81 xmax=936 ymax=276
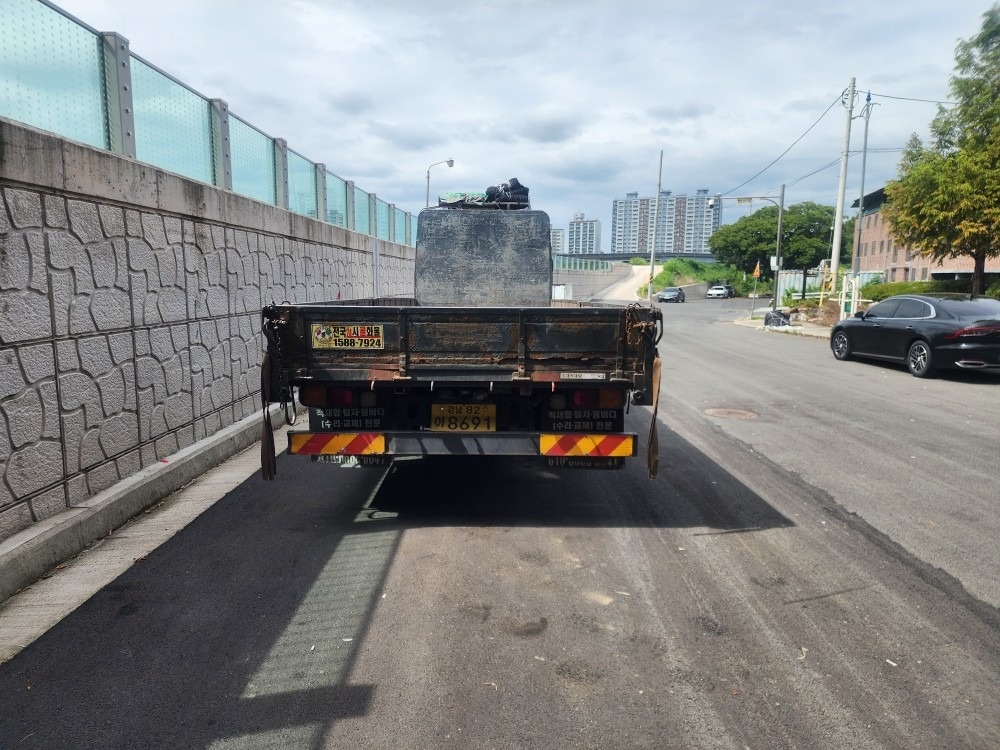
xmin=52 ymin=0 xmax=993 ymax=240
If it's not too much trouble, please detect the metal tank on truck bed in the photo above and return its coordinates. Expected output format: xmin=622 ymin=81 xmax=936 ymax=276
xmin=259 ymin=204 xmax=663 ymax=478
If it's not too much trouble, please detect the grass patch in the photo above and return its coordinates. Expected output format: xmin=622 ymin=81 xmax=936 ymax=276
xmin=643 ymin=259 xmax=772 ymax=297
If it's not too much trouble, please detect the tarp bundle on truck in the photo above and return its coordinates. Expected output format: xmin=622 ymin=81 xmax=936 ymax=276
xmin=437 ymin=177 xmax=530 ymax=209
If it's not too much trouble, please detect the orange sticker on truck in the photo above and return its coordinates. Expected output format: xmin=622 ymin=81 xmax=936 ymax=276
xmin=539 ymin=434 xmax=635 ymax=457
xmin=290 ymin=432 xmax=386 ymax=455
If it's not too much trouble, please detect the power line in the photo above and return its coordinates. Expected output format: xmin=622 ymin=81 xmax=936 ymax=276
xmin=778 ymin=148 xmax=904 ymax=189
xmin=784 ymin=158 xmax=842 ymax=187
xmin=721 ymin=86 xmax=941 ymax=199
xmin=722 ymin=92 xmax=843 ymax=196
xmin=869 ymin=92 xmax=956 ymax=106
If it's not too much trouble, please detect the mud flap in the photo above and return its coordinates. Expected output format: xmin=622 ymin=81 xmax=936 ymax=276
xmin=645 ymin=355 xmax=661 ymax=479
xmin=260 ymin=351 xmax=277 ymax=480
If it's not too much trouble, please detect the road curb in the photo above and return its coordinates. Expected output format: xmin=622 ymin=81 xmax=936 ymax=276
xmin=734 ymin=317 xmax=831 ymax=339
xmin=0 ymin=407 xmax=283 ymax=604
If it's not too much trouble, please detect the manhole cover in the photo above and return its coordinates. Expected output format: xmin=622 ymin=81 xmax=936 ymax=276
xmin=704 ymin=408 xmax=758 ymax=420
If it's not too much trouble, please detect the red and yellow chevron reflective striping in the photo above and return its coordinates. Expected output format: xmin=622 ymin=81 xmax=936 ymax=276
xmin=539 ymin=433 xmax=634 ymax=457
xmin=289 ymin=432 xmax=386 ymax=455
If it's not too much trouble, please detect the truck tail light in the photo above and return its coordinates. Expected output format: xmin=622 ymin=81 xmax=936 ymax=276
xmin=569 ymin=388 xmax=624 ymax=409
xmin=298 ymin=385 xmax=355 ymax=407
xmin=326 ymin=387 xmax=355 ymax=406
xmin=598 ymin=388 xmax=624 ymax=409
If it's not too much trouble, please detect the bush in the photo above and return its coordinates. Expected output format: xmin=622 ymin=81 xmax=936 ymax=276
xmin=783 ymin=284 xmax=825 ymax=307
xmin=646 ymin=258 xmax=776 ymax=297
xmin=661 ymin=258 xmax=703 ymax=279
xmin=861 ymin=279 xmax=977 ymax=301
xmin=651 ymin=258 xmax=721 ymax=289
xmin=783 ymin=294 xmax=821 ymax=309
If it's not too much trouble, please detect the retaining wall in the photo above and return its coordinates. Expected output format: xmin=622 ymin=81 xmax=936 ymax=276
xmin=0 ymin=117 xmax=414 ymax=544
xmin=554 ymin=263 xmax=634 ymax=300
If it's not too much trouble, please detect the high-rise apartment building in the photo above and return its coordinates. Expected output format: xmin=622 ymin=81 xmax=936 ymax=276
xmin=611 ymin=189 xmax=720 ymax=258
xmin=567 ymin=212 xmax=601 ymax=254
xmin=550 ymin=228 xmax=566 ymax=255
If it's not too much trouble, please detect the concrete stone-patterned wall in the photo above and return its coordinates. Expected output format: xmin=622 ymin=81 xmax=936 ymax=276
xmin=0 ymin=117 xmax=414 ymax=543
xmin=553 ymin=263 xmax=634 ymax=300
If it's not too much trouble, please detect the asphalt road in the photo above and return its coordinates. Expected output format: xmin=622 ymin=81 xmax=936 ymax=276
xmin=1 ymin=298 xmax=997 ymax=750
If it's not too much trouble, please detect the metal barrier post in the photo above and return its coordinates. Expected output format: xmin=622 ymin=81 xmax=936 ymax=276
xmin=210 ymin=99 xmax=233 ymax=189
xmin=273 ymin=138 xmax=289 ymax=209
xmin=101 ymin=32 xmax=136 ymax=158
xmin=314 ymin=163 xmax=327 ymax=223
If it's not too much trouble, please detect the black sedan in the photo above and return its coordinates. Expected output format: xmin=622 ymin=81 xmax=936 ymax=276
xmin=830 ymin=293 xmax=1000 ymax=378
xmin=657 ymin=287 xmax=685 ymax=303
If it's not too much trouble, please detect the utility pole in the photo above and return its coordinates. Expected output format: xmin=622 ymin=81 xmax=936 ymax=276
xmin=830 ymin=78 xmax=856 ymax=292
xmin=771 ymin=183 xmax=785 ymax=312
xmin=649 ymin=150 xmax=663 ymax=304
xmin=852 ymin=91 xmax=874 ymax=274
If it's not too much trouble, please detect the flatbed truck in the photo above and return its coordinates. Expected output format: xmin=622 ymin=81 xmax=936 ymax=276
xmin=259 ymin=206 xmax=662 ymax=477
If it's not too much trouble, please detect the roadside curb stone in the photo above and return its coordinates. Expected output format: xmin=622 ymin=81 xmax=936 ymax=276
xmin=0 ymin=406 xmax=282 ymax=604
xmin=734 ymin=317 xmax=831 ymax=338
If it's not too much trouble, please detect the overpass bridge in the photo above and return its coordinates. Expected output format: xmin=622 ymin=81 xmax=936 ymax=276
xmin=0 ymin=0 xmax=630 ymax=600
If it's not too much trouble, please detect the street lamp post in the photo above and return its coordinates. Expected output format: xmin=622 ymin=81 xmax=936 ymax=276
xmin=708 ymin=184 xmax=785 ymax=311
xmin=425 ymin=158 xmax=454 ymax=207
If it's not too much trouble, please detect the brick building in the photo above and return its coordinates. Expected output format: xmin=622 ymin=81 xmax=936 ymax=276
xmin=853 ymin=187 xmax=1000 ymax=282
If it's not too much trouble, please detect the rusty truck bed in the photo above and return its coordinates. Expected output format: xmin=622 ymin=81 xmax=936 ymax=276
xmin=262 ymin=302 xmax=661 ymax=394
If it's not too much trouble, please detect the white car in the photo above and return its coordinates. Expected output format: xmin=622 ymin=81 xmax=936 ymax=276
xmin=706 ymin=285 xmax=730 ymax=298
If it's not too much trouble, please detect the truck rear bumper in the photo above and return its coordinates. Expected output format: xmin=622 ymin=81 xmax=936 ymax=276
xmin=287 ymin=431 xmax=637 ymax=458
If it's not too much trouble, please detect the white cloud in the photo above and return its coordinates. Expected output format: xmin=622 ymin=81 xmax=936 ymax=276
xmin=51 ymin=0 xmax=990 ymax=237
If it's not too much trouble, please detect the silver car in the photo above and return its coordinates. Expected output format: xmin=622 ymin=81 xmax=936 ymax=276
xmin=657 ymin=287 xmax=685 ymax=303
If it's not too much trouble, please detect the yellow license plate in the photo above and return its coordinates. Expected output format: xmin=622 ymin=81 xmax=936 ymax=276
xmin=430 ymin=404 xmax=497 ymax=432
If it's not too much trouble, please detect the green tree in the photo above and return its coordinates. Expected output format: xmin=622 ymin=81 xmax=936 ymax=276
xmin=708 ymin=202 xmax=850 ymax=278
xmin=883 ymin=5 xmax=1000 ymax=295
